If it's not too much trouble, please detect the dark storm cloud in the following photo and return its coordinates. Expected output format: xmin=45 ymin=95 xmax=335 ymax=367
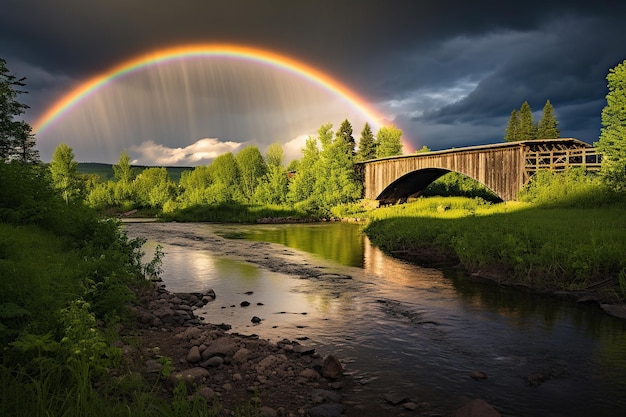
xmin=2 ymin=0 xmax=625 ymax=160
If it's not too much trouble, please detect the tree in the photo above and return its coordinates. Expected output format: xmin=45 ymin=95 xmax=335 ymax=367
xmin=415 ymin=145 xmax=431 ymax=153
xmin=265 ymin=142 xmax=285 ymax=168
xmin=336 ymin=119 xmax=355 ymax=156
xmin=375 ymin=125 xmax=403 ymax=158
xmin=112 ymin=150 xmax=136 ymax=206
xmin=235 ymin=146 xmax=267 ymax=202
xmin=207 ymin=152 xmax=241 ymax=202
xmin=536 ymin=99 xmax=560 ymax=139
xmin=49 ymin=143 xmax=79 ymax=204
xmin=133 ymin=167 xmax=175 ymax=208
xmin=0 ymin=59 xmax=37 ymax=162
xmin=596 ymin=59 xmax=626 ymax=192
xmin=287 ymin=137 xmax=320 ymax=206
xmin=356 ymin=122 xmax=376 ymax=161
xmin=518 ymin=101 xmax=537 ymax=141
xmin=504 ymin=109 xmax=520 ymax=142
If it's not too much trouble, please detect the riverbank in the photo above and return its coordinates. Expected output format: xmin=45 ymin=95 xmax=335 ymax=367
xmin=124 ymin=222 xmax=516 ymax=417
xmin=360 ymin=197 xmax=626 ymax=319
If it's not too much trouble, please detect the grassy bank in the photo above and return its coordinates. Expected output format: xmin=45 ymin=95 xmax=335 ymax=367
xmin=361 ymin=196 xmax=626 ymax=298
xmin=162 ymin=201 xmax=310 ymax=223
xmin=0 ymin=162 xmax=229 ymax=417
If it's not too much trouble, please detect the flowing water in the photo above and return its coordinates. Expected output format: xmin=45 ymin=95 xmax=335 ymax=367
xmin=125 ymin=221 xmax=626 ymax=417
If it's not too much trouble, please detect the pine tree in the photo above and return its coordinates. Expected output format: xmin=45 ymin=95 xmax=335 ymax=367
xmin=504 ymin=109 xmax=520 ymax=142
xmin=518 ymin=101 xmax=537 ymax=141
xmin=596 ymin=60 xmax=626 ymax=192
xmin=0 ymin=59 xmax=37 ymax=162
xmin=336 ymin=119 xmax=355 ymax=156
xmin=536 ymin=99 xmax=560 ymax=139
xmin=356 ymin=122 xmax=376 ymax=161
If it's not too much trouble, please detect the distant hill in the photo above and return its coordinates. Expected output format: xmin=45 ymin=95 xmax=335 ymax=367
xmin=77 ymin=163 xmax=193 ymax=183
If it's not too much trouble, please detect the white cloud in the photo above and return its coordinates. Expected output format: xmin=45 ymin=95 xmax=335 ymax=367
xmin=282 ymin=134 xmax=311 ymax=163
xmin=130 ymin=138 xmax=242 ymax=166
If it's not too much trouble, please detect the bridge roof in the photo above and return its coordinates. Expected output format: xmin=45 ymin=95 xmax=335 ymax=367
xmin=358 ymin=138 xmax=593 ymax=164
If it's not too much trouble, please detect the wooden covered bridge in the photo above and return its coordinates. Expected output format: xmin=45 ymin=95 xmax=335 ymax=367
xmin=356 ymin=138 xmax=601 ymax=203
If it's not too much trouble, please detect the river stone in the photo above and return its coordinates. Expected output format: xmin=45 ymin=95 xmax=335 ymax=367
xmin=307 ymin=403 xmax=345 ymax=417
xmin=233 ymin=347 xmax=252 ymax=363
xmin=383 ymin=392 xmax=409 ymax=405
xmin=153 ymin=306 xmax=175 ymax=318
xmin=470 ymin=370 xmax=488 ymax=380
xmin=196 ymin=386 xmax=215 ymax=400
xmin=205 ymin=356 xmax=224 ymax=367
xmin=187 ymin=346 xmax=201 ymax=363
xmin=299 ymin=368 xmax=320 ymax=380
xmin=321 ymin=355 xmax=343 ymax=379
xmin=311 ymin=389 xmax=342 ymax=403
xmin=454 ymin=398 xmax=501 ymax=417
xmin=201 ymin=336 xmax=239 ymax=359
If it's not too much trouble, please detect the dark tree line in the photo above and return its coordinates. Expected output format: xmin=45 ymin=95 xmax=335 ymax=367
xmin=0 ymin=59 xmax=39 ymax=163
xmin=504 ymin=100 xmax=560 ymax=142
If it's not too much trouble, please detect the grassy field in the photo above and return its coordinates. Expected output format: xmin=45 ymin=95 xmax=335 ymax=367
xmin=361 ymin=196 xmax=626 ymax=297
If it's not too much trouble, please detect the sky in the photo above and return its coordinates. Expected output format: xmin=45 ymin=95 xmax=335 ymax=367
xmin=2 ymin=0 xmax=626 ymax=166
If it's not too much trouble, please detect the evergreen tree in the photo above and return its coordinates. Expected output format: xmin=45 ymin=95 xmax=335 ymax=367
xmin=336 ymin=119 xmax=355 ymax=156
xmin=596 ymin=59 xmax=626 ymax=192
xmin=0 ymin=59 xmax=37 ymax=162
xmin=504 ymin=109 xmax=520 ymax=142
xmin=356 ymin=122 xmax=376 ymax=161
xmin=49 ymin=143 xmax=79 ymax=204
xmin=518 ymin=101 xmax=537 ymax=141
xmin=375 ymin=125 xmax=403 ymax=158
xmin=536 ymin=99 xmax=560 ymax=139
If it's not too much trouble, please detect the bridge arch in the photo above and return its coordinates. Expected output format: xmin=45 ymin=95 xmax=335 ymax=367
xmin=357 ymin=139 xmax=600 ymax=203
xmin=377 ymin=168 xmax=501 ymax=203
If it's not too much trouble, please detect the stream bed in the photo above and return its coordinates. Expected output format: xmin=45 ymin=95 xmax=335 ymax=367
xmin=125 ymin=221 xmax=626 ymax=417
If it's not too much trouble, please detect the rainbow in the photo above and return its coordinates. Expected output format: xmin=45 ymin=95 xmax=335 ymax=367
xmin=33 ymin=43 xmax=387 ymax=135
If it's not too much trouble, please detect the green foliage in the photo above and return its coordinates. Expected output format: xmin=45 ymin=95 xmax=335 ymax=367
xmin=133 ymin=167 xmax=176 ymax=208
xmin=505 ymin=100 xmax=558 ymax=142
xmin=421 ymin=172 xmax=501 ymax=202
xmin=364 ymin=195 xmax=626 ymax=291
xmin=356 ymin=122 xmax=376 ymax=161
xmin=375 ymin=125 xmax=403 ymax=158
xmin=0 ymin=58 xmax=38 ymax=163
xmin=236 ymin=146 xmax=267 ymax=202
xmin=596 ymin=59 xmax=626 ymax=192
xmin=49 ymin=143 xmax=80 ymax=204
xmin=336 ymin=119 xmax=355 ymax=156
xmin=518 ymin=168 xmax=615 ymax=207
xmin=536 ymin=99 xmax=560 ymax=139
xmin=163 ymin=201 xmax=307 ymax=223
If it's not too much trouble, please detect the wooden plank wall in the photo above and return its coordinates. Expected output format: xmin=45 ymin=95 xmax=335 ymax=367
xmin=362 ymin=146 xmax=526 ymax=201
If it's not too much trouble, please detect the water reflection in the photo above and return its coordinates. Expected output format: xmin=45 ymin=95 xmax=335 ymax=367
xmin=134 ymin=222 xmax=626 ymax=417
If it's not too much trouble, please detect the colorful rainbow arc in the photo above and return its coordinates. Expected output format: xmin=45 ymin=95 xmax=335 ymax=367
xmin=33 ymin=43 xmax=386 ymax=135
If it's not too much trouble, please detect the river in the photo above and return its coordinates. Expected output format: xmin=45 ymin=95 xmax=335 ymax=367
xmin=124 ymin=221 xmax=626 ymax=417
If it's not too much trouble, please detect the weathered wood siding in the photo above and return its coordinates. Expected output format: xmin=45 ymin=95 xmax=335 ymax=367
xmin=362 ymin=145 xmax=526 ymax=201
xmin=359 ymin=139 xmax=598 ymax=202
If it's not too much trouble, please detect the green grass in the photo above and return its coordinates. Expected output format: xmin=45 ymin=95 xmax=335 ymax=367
xmin=362 ymin=196 xmax=626 ymax=293
xmin=162 ymin=201 xmax=310 ymax=223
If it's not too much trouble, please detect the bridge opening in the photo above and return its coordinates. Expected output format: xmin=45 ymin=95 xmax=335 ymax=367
xmin=377 ymin=168 xmax=502 ymax=204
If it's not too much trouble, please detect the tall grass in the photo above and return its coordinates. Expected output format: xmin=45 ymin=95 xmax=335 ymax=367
xmin=363 ymin=193 xmax=626 ymax=293
xmin=162 ymin=201 xmax=309 ymax=223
